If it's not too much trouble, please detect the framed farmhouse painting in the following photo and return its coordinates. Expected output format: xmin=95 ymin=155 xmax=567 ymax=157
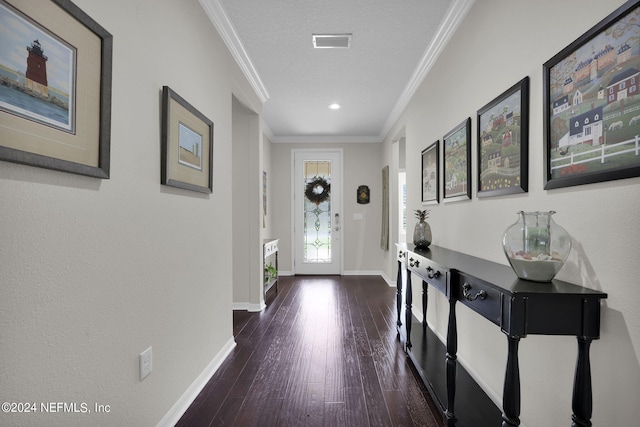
xmin=477 ymin=77 xmax=530 ymax=197
xmin=421 ymin=141 xmax=439 ymax=204
xmin=443 ymin=118 xmax=471 ymax=201
xmin=161 ymin=86 xmax=213 ymax=194
xmin=0 ymin=0 xmax=112 ymax=178
xmin=544 ymin=0 xmax=640 ymax=189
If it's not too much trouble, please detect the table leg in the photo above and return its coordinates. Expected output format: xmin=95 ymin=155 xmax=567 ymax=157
xmin=422 ymin=280 xmax=428 ymax=330
xmin=502 ymin=335 xmax=521 ymax=427
xmin=396 ymin=260 xmax=403 ymax=328
xmin=445 ymin=299 xmax=457 ymax=426
xmin=405 ymin=270 xmax=413 ymax=350
xmin=571 ymin=337 xmax=594 ymax=427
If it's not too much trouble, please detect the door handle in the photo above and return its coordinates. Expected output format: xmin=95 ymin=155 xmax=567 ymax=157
xmin=334 ymin=213 xmax=340 ymax=231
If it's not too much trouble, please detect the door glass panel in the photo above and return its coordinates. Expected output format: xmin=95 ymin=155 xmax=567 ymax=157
xmin=303 ymin=160 xmax=332 ymax=263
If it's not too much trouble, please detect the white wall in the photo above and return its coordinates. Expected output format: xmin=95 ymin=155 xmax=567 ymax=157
xmin=381 ymin=133 xmax=406 ymax=285
xmin=382 ymin=0 xmax=640 ymax=425
xmin=270 ymin=142 xmax=384 ymax=275
xmin=232 ymin=97 xmax=263 ymax=311
xmin=0 ymin=0 xmax=260 ymax=425
xmin=262 ymin=134 xmax=274 ymax=238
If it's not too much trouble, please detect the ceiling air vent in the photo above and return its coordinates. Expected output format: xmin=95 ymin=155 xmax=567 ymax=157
xmin=312 ymin=34 xmax=352 ymax=49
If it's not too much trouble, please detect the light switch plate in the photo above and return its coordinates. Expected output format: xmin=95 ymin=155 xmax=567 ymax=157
xmin=140 ymin=346 xmax=152 ymax=380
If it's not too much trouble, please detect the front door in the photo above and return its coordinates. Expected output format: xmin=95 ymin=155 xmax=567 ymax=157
xmin=293 ymin=150 xmax=342 ymax=275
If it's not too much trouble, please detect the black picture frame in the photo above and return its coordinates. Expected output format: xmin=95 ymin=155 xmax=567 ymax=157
xmin=0 ymin=0 xmax=112 ymax=178
xmin=161 ymin=86 xmax=214 ymax=194
xmin=477 ymin=77 xmax=529 ymax=197
xmin=443 ymin=118 xmax=471 ymax=201
xmin=544 ymin=0 xmax=640 ymax=189
xmin=357 ymin=185 xmax=370 ymax=204
xmin=421 ymin=141 xmax=439 ymax=204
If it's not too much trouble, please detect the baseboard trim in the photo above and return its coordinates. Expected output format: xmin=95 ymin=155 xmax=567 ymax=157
xmin=280 ymin=271 xmax=387 ymax=279
xmin=342 ymin=270 xmax=383 ymax=276
xmin=232 ymin=301 xmax=266 ymax=312
xmin=157 ymin=336 xmax=236 ymax=427
xmin=381 ymin=271 xmax=396 ymax=287
xmin=282 ymin=270 xmax=394 ymax=285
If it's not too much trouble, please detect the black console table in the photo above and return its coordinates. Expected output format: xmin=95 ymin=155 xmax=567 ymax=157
xmin=263 ymin=239 xmax=279 ymax=300
xmin=395 ymin=243 xmax=607 ymax=427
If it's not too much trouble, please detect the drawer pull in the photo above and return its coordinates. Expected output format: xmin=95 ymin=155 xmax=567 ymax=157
xmin=462 ymin=283 xmax=486 ymax=301
xmin=426 ymin=266 xmax=440 ymax=279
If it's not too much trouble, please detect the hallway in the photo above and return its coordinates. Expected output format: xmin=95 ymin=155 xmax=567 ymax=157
xmin=176 ymin=276 xmax=443 ymax=426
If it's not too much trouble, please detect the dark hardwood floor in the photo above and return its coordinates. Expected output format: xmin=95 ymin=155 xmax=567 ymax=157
xmin=176 ymin=275 xmax=444 ymax=427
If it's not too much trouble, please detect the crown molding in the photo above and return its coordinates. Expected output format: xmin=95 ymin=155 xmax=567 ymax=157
xmin=263 ymin=120 xmax=381 ymax=143
xmin=270 ymin=135 xmax=382 ymax=144
xmin=199 ymin=0 xmax=269 ymax=103
xmin=379 ymin=0 xmax=475 ymax=141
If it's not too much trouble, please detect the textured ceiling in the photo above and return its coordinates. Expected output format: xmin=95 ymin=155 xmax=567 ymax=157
xmin=202 ymin=0 xmax=473 ymax=142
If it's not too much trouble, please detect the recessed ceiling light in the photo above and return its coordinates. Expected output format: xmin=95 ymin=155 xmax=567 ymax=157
xmin=328 ymin=103 xmax=341 ymax=110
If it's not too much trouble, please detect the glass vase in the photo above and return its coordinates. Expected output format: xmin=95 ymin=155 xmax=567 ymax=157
xmin=502 ymin=211 xmax=571 ymax=282
xmin=413 ymin=220 xmax=432 ymax=249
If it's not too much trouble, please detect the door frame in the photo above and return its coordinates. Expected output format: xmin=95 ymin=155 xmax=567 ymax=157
xmin=290 ymin=148 xmax=344 ymax=275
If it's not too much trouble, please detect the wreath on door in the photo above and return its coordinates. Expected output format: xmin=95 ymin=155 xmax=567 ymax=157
xmin=305 ymin=177 xmax=331 ymax=205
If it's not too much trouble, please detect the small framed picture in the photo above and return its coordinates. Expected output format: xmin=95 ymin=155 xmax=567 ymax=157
xmin=161 ymin=86 xmax=214 ymax=194
xmin=443 ymin=118 xmax=471 ymax=201
xmin=0 ymin=0 xmax=112 ymax=178
xmin=357 ymin=185 xmax=370 ymax=204
xmin=543 ymin=0 xmax=640 ymax=189
xmin=421 ymin=141 xmax=439 ymax=204
xmin=477 ymin=77 xmax=529 ymax=197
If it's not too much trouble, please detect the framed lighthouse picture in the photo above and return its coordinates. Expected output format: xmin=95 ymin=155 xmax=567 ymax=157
xmin=544 ymin=0 xmax=640 ymax=189
xmin=0 ymin=0 xmax=112 ymax=178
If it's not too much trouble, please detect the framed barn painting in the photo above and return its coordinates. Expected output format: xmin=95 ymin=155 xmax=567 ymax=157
xmin=421 ymin=141 xmax=439 ymax=204
xmin=0 ymin=0 xmax=112 ymax=178
xmin=544 ymin=0 xmax=640 ymax=189
xmin=443 ymin=118 xmax=471 ymax=201
xmin=161 ymin=86 xmax=213 ymax=194
xmin=477 ymin=77 xmax=529 ymax=197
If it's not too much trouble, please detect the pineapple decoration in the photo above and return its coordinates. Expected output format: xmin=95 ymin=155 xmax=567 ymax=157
xmin=413 ymin=209 xmax=432 ymax=249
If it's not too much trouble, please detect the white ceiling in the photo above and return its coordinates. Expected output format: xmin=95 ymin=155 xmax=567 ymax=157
xmin=199 ymin=0 xmax=474 ymax=143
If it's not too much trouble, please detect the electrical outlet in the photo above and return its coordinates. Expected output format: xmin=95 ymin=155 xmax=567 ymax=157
xmin=139 ymin=346 xmax=152 ymax=381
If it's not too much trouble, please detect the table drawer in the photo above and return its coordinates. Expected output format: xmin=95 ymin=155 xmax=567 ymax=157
xmin=408 ymin=254 xmax=448 ymax=295
xmin=457 ymin=273 xmax=502 ymax=326
xmin=264 ymin=240 xmax=278 ymax=257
